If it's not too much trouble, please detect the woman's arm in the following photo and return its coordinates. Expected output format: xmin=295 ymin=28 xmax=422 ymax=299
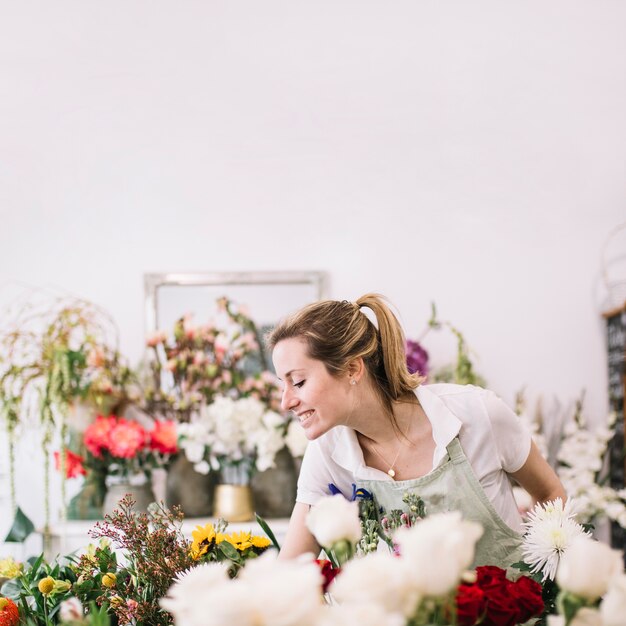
xmin=278 ymin=502 xmax=321 ymax=559
xmin=509 ymin=440 xmax=567 ymax=505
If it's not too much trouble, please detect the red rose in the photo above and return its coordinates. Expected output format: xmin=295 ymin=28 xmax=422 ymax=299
xmin=476 ymin=565 xmax=507 ymax=590
xmin=482 ymin=583 xmax=522 ymax=626
xmin=509 ymin=576 xmax=544 ymax=622
xmin=456 ymin=584 xmax=487 ymax=626
xmin=315 ymin=559 xmax=341 ymax=594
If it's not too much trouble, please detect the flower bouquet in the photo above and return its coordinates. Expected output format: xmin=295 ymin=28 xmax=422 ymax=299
xmin=56 ymin=415 xmax=178 ymax=516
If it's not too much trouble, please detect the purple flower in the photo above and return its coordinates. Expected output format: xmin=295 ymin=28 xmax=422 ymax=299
xmin=406 ymin=339 xmax=429 ymax=377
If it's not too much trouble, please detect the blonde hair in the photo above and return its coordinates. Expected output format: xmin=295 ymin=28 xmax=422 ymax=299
xmin=267 ymin=293 xmax=422 ymax=428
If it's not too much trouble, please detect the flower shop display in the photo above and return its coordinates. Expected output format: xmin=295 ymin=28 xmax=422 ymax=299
xmin=516 ymin=391 xmax=626 ymax=531
xmin=56 ymin=414 xmax=178 ymax=516
xmin=1 ymin=491 xmax=625 ymax=626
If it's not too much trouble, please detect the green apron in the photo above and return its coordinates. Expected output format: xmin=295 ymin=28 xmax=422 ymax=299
xmin=357 ymin=437 xmax=523 ymax=570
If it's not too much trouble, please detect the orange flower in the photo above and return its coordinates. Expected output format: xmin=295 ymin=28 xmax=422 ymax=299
xmin=0 ymin=597 xmax=19 ymax=626
xmin=150 ymin=420 xmax=178 ymax=455
xmin=54 ymin=449 xmax=87 ymax=478
xmin=108 ymin=419 xmax=147 ymax=458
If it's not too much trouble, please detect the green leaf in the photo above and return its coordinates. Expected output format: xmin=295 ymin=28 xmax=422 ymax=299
xmin=0 ymin=577 xmax=22 ymax=599
xmin=255 ymin=513 xmax=281 ymax=551
xmin=4 ymin=506 xmax=35 ymax=542
xmin=218 ymin=540 xmax=240 ymax=560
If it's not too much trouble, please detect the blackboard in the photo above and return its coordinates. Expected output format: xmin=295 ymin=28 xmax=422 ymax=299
xmin=604 ymin=304 xmax=626 ymax=554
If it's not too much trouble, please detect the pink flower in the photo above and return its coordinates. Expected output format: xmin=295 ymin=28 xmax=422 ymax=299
xmin=108 ymin=419 xmax=148 ymax=458
xmin=150 ymin=420 xmax=178 ymax=455
xmin=146 ymin=330 xmax=167 ymax=348
xmin=84 ymin=415 xmax=116 ymax=457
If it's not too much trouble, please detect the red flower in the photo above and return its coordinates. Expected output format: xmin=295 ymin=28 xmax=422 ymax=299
xmin=315 ymin=559 xmax=341 ymax=594
xmin=472 ymin=566 xmax=544 ymax=626
xmin=476 ymin=565 xmax=507 ymax=590
xmin=150 ymin=420 xmax=178 ymax=455
xmin=481 ymin=585 xmax=522 ymax=626
xmin=53 ymin=449 xmax=87 ymax=478
xmin=0 ymin=597 xmax=19 ymax=626
xmin=108 ymin=419 xmax=148 ymax=458
xmin=509 ymin=576 xmax=544 ymax=623
xmin=84 ymin=415 xmax=116 ymax=457
xmin=456 ymin=583 xmax=487 ymax=626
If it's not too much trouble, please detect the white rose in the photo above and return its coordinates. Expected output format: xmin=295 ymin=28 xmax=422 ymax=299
xmin=285 ymin=420 xmax=309 ymax=458
xmin=556 ymin=536 xmax=624 ymax=601
xmin=313 ymin=603 xmax=405 ymax=626
xmin=306 ymin=495 xmax=362 ymax=548
xmin=568 ymin=608 xmax=603 ymax=626
xmin=600 ymin=574 xmax=626 ymax=626
xmin=239 ymin=552 xmax=324 ymax=625
xmin=394 ymin=511 xmax=483 ymax=596
xmin=59 ymin=597 xmax=84 ymax=621
xmin=330 ymin=552 xmax=420 ymax=617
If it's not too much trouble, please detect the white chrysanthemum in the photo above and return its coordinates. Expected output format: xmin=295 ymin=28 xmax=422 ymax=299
xmin=522 ymin=498 xmax=590 ymax=581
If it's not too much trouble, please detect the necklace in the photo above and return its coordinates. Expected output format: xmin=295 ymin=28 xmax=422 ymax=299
xmin=368 ymin=440 xmax=403 ymax=479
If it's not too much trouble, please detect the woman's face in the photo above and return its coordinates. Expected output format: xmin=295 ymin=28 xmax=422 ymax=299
xmin=272 ymin=337 xmax=354 ymax=441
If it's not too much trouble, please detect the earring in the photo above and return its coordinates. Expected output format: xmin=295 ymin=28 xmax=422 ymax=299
xmin=350 ymin=379 xmax=356 ymax=386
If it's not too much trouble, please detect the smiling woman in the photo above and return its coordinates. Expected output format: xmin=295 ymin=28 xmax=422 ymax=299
xmin=267 ymin=294 xmax=566 ymax=565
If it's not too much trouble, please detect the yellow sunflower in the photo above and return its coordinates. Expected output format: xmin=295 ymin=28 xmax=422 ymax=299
xmin=190 ymin=523 xmax=217 ymax=560
xmin=250 ymin=535 xmax=271 ymax=550
xmin=223 ymin=531 xmax=253 ymax=551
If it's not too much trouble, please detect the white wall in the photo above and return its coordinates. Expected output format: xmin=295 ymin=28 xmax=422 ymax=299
xmin=1 ymin=1 xmax=625 ymax=536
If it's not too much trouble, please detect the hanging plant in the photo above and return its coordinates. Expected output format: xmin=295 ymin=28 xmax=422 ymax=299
xmin=0 ymin=291 xmax=131 ymax=546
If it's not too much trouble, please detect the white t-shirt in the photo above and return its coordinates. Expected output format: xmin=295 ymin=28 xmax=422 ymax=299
xmin=296 ymin=383 xmax=532 ymax=531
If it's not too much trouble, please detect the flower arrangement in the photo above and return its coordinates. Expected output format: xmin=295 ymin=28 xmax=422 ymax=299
xmin=177 ymin=395 xmax=288 ymax=482
xmin=162 ymin=499 xmax=545 ymax=626
xmin=144 ymin=297 xmax=282 ymax=419
xmin=56 ymin=415 xmax=178 ymax=482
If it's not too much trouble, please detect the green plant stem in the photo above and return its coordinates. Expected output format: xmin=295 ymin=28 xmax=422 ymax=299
xmin=8 ymin=421 xmax=16 ymax=514
xmin=59 ymin=419 xmax=67 ymax=523
xmin=42 ymin=435 xmax=51 ymax=554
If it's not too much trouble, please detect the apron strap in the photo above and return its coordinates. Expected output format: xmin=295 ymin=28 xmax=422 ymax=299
xmin=446 ymin=437 xmax=466 ymax=463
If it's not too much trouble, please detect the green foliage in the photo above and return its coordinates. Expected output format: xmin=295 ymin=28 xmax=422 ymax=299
xmin=427 ymin=302 xmax=486 ymax=386
xmin=2 ymin=552 xmax=76 ymax=625
xmin=3 ymin=506 xmax=35 ymax=542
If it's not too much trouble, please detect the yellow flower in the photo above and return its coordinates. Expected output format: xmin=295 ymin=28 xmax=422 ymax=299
xmin=38 ymin=576 xmax=55 ymax=595
xmin=0 ymin=557 xmax=22 ymax=579
xmin=53 ymin=580 xmax=72 ymax=594
xmin=250 ymin=535 xmax=271 ymax=550
xmin=109 ymin=595 xmax=124 ymax=608
xmin=102 ymin=573 xmax=117 ymax=588
xmin=190 ymin=523 xmax=217 ymax=560
xmin=223 ymin=531 xmax=253 ymax=551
